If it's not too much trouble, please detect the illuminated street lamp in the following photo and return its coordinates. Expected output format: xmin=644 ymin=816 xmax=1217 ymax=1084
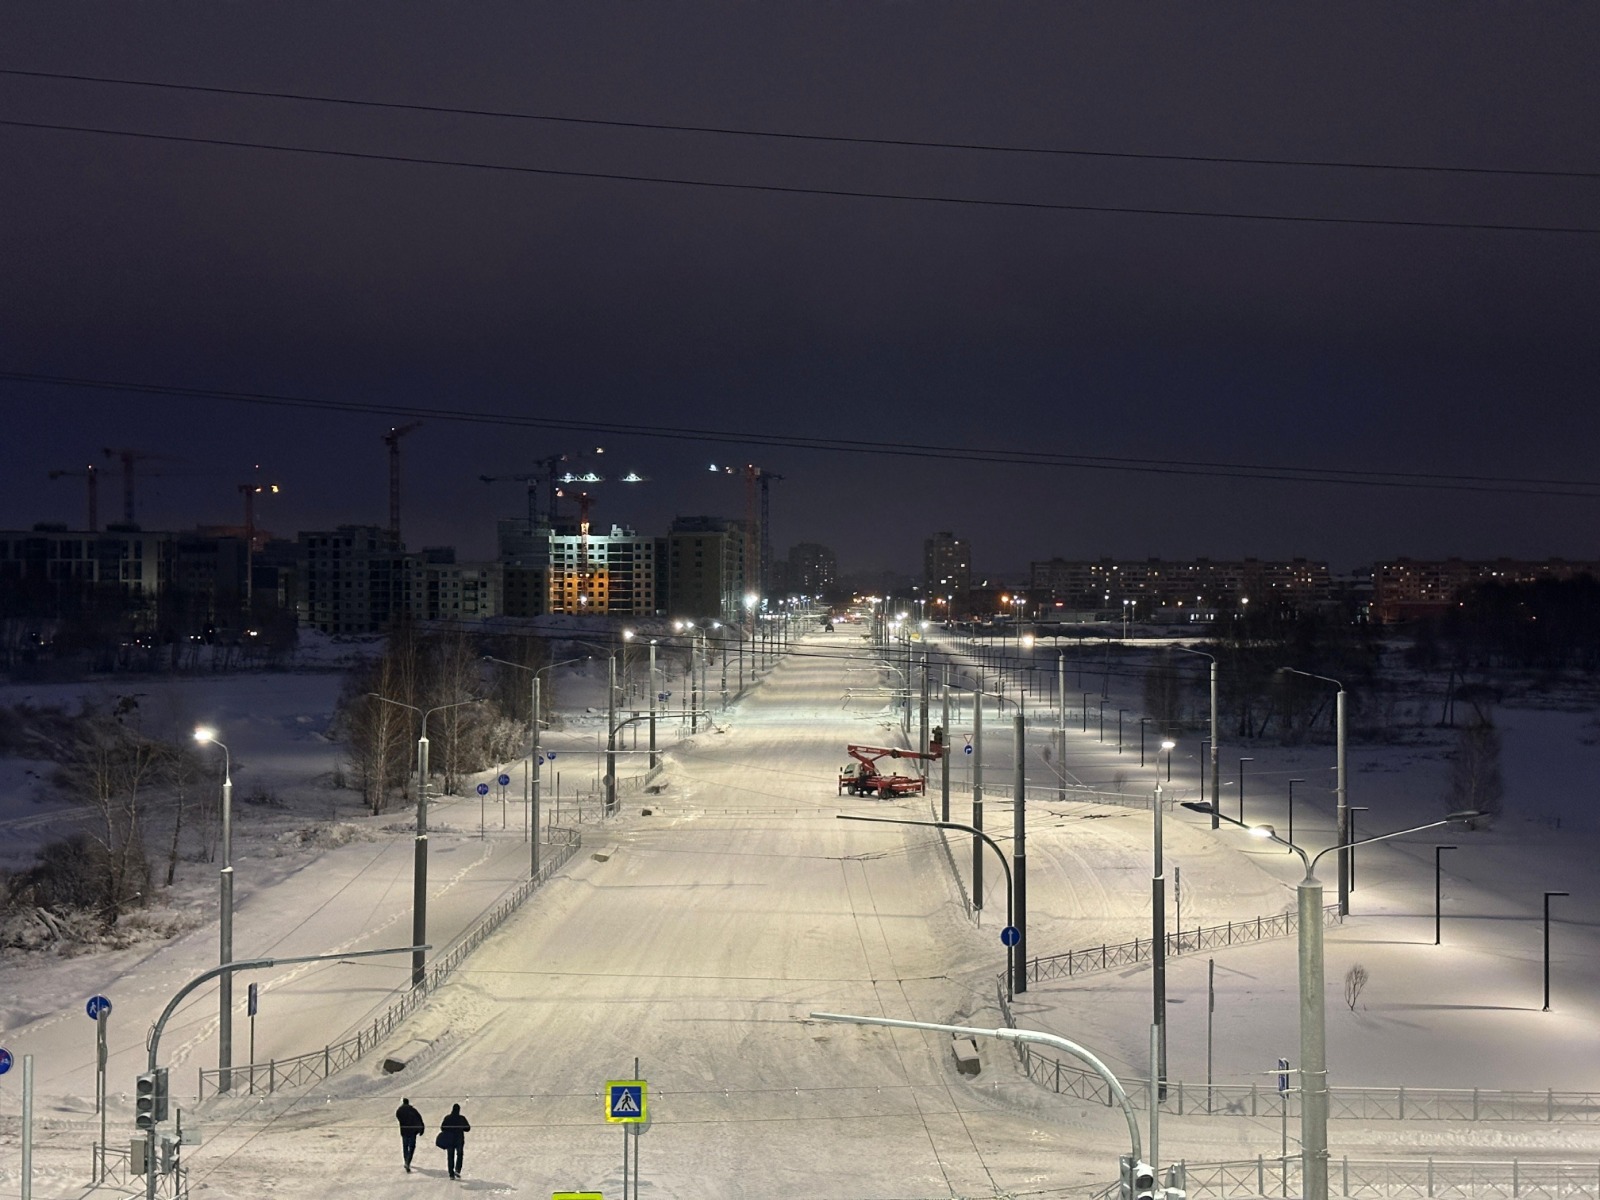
xmin=365 ymin=694 xmax=484 ymax=987
xmin=1152 ymin=738 xmax=1176 ymax=1097
xmin=192 ymin=727 xmax=235 ymax=1092
xmin=1239 ymin=811 xmax=1479 ymax=1200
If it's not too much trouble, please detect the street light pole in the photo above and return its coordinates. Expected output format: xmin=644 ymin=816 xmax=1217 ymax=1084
xmin=1014 ymin=708 xmax=1027 ymax=996
xmin=484 ymin=655 xmax=584 ymax=877
xmin=1434 ymin=845 xmax=1457 ymax=945
xmin=1174 ymin=646 xmax=1220 ymax=830
xmin=1544 ymin=891 xmax=1568 ymax=1011
xmin=1152 ymin=738 xmax=1175 ymax=1098
xmin=368 ymin=694 xmax=483 ymax=988
xmin=192 ymin=729 xmax=233 ymax=1092
xmin=1239 ymin=811 xmax=1479 ymax=1200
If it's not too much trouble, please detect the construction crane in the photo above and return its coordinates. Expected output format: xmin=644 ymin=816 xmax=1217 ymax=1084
xmin=759 ymin=471 xmax=785 ymax=598
xmin=48 ymin=464 xmax=99 ymax=531
xmin=710 ymin=463 xmax=778 ymax=607
xmin=101 ymin=447 xmax=176 ymax=525
xmin=237 ymin=478 xmax=281 ymax=552
xmin=479 ymin=451 xmax=573 ymax=531
xmin=237 ymin=476 xmax=282 ymax=604
xmin=382 ymin=423 xmax=422 ymax=543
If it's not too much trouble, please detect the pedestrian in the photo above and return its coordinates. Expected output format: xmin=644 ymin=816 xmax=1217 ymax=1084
xmin=437 ymin=1102 xmax=471 ymax=1179
xmin=394 ymin=1097 xmax=425 ymax=1173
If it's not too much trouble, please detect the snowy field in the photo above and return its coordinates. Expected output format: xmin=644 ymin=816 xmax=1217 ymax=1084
xmin=0 ymin=627 xmax=1598 ymax=1198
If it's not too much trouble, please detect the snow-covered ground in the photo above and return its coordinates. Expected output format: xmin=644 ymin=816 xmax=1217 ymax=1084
xmin=0 ymin=628 xmax=1597 ymax=1198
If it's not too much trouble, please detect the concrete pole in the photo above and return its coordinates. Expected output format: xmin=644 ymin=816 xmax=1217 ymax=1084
xmin=531 ymin=675 xmax=542 ymax=876
xmin=919 ymin=653 xmax=930 ymax=773
xmin=21 ymin=1053 xmax=31 ymax=1200
xmin=1057 ymin=654 xmax=1067 ymax=802
xmin=1336 ymin=688 xmax=1349 ymax=915
xmin=219 ymin=761 xmax=233 ymax=1092
xmin=413 ymin=722 xmax=430 ymax=989
xmin=1152 ymin=778 xmax=1167 ymax=1098
xmin=1299 ymin=872 xmax=1329 ymax=1200
xmin=1013 ymin=709 xmax=1027 ymax=996
xmin=1209 ymin=660 xmax=1220 ymax=830
xmin=690 ymin=634 xmax=700 ymax=734
xmin=941 ymin=669 xmax=951 ymax=824
xmin=973 ymin=695 xmax=984 ymax=910
xmin=606 ymin=654 xmax=618 ymax=815
xmin=647 ymin=642 xmax=657 ymax=769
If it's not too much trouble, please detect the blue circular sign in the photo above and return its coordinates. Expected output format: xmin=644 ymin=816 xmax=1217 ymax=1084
xmin=0 ymin=1048 xmax=11 ymax=1075
xmin=1000 ymin=926 xmax=1020 ymax=947
xmin=536 ymin=754 xmax=546 ymax=764
xmin=963 ymin=744 xmax=974 ymax=756
xmin=497 ymin=774 xmax=511 ymax=787
xmin=86 ymin=995 xmax=112 ymax=1019
xmin=547 ymin=751 xmax=558 ymax=760
xmin=476 ymin=783 xmax=490 ymax=796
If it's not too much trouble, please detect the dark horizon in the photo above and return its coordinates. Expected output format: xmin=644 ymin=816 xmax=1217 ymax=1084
xmin=5 ymin=5 xmax=1598 ymax=578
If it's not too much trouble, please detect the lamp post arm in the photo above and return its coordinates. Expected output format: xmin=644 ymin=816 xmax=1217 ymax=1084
xmin=1306 ymin=813 xmax=1480 ymax=877
xmin=807 ymin=1011 xmax=1141 ymax=1163
xmin=838 ymin=814 xmax=1012 ymax=923
xmin=146 ymin=944 xmax=429 ymax=1069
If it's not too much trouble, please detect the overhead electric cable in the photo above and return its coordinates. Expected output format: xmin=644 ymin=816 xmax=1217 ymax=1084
xmin=1 ymin=117 xmax=1596 ymax=236
xmin=5 ymin=370 xmax=1600 ymax=500
xmin=2 ymin=66 xmax=1594 ymax=180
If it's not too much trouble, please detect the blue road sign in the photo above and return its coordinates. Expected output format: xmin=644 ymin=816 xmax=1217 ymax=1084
xmin=1277 ymin=1057 xmax=1290 ymax=1093
xmin=86 ymin=995 xmax=112 ymax=1019
xmin=0 ymin=1048 xmax=11 ymax=1075
xmin=476 ymin=783 xmax=490 ymax=796
xmin=963 ymin=744 xmax=974 ymax=756
xmin=658 ymin=692 xmax=669 ymax=702
xmin=1000 ymin=926 xmax=1020 ymax=947
xmin=605 ymin=1080 xmax=647 ymax=1123
xmin=248 ymin=982 xmax=259 ymax=1018
xmin=537 ymin=754 xmax=546 ymax=765
xmin=547 ymin=751 xmax=558 ymax=760
xmin=497 ymin=774 xmax=511 ymax=787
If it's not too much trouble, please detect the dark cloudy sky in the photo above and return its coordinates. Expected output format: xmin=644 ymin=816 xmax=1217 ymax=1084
xmin=3 ymin=4 xmax=1597 ymax=578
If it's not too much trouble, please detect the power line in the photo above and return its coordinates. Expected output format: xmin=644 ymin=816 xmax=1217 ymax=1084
xmin=6 ymin=369 xmax=1600 ymax=500
xmin=3 ymin=117 xmax=1597 ymax=237
xmin=3 ymin=66 xmax=1595 ymax=181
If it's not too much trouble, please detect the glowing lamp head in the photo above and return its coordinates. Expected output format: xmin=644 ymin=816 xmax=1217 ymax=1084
xmin=194 ymin=727 xmax=217 ymax=744
xmin=1161 ymin=739 xmax=1176 ymax=752
xmin=1249 ymin=824 xmax=1276 ymax=840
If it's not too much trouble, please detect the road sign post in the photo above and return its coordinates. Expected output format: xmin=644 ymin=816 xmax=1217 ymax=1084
xmin=88 ymin=995 xmax=112 ymax=1166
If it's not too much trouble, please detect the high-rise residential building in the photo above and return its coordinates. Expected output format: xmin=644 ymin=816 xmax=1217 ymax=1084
xmin=1371 ymin=557 xmax=1600 ymax=623
xmin=788 ymin=542 xmax=838 ymax=597
xmin=923 ymin=531 xmax=971 ymax=616
xmin=544 ymin=524 xmax=662 ymax=616
xmin=666 ymin=516 xmax=749 ymax=621
xmin=0 ymin=524 xmax=171 ymax=626
xmin=298 ymin=525 xmax=409 ymax=634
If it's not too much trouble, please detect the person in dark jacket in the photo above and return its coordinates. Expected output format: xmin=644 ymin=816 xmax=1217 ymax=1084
xmin=438 ymin=1103 xmax=471 ymax=1179
xmin=394 ymin=1098 xmax=425 ymax=1172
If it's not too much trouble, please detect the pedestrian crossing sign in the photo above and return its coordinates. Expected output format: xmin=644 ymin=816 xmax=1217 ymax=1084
xmin=605 ymin=1080 xmax=647 ymax=1123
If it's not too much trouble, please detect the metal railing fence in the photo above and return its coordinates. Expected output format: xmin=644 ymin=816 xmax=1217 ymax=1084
xmin=196 ymin=828 xmax=582 ymax=1100
xmin=1027 ymin=904 xmax=1342 ymax=983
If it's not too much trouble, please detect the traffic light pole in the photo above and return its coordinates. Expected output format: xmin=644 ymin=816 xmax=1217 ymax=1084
xmin=139 ymin=945 xmax=426 ymax=1200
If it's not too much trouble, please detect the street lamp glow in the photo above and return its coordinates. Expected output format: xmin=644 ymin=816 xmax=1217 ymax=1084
xmin=194 ymin=727 xmax=218 ymax=744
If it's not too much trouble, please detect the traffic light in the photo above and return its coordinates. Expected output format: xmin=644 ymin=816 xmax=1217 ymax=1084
xmin=135 ymin=1068 xmax=169 ymax=1130
xmin=136 ymin=1073 xmax=157 ymax=1130
xmin=1120 ymin=1156 xmax=1157 ymax=1200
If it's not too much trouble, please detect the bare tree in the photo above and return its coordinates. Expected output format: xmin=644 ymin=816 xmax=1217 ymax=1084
xmin=1344 ymin=963 xmax=1369 ymax=1011
xmin=1445 ymin=716 xmax=1504 ymax=830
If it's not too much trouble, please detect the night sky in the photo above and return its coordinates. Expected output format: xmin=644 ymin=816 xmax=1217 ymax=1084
xmin=4 ymin=5 xmax=1598 ymax=578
